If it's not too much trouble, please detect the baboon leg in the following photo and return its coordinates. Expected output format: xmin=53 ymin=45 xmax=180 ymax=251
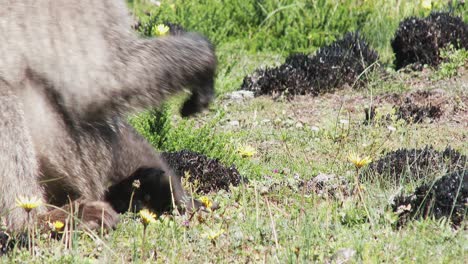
xmin=0 ymin=84 xmax=45 ymax=231
xmin=39 ymin=200 xmax=119 ymax=231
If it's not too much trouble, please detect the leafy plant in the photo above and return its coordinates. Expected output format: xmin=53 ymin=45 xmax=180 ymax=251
xmin=433 ymin=46 xmax=468 ymax=80
xmin=129 ymin=106 xmax=261 ymax=177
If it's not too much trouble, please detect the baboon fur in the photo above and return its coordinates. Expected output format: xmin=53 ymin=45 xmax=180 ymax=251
xmin=0 ymin=0 xmax=215 ymax=231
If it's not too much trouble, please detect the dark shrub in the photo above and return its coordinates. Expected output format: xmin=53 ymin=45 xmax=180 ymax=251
xmin=161 ymin=150 xmax=245 ymax=194
xmin=392 ymin=170 xmax=467 ymax=227
xmin=366 ymin=146 xmax=466 ymax=183
xmin=242 ymin=32 xmax=379 ymax=97
xmin=392 ymin=12 xmax=468 ymax=69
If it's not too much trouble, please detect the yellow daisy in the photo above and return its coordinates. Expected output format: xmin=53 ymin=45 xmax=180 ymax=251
xmin=203 ymin=228 xmax=225 ymax=240
xmin=237 ymin=145 xmax=257 ymax=158
xmin=153 ymin=24 xmax=170 ymax=36
xmin=139 ymin=209 xmax=157 ymax=226
xmin=52 ymin=220 xmax=65 ymax=231
xmin=199 ymin=196 xmax=213 ymax=210
xmin=16 ymin=195 xmax=42 ymax=213
xmin=348 ymin=152 xmax=372 ymax=169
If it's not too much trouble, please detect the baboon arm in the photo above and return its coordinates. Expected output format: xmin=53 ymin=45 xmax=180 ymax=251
xmin=82 ymin=34 xmax=216 ymax=120
xmin=1 ymin=1 xmax=215 ymax=120
xmin=0 ymin=83 xmax=46 ymax=231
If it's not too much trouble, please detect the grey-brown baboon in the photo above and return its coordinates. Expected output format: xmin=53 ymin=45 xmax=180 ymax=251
xmin=0 ymin=0 xmax=215 ymax=232
xmin=41 ymin=118 xmax=200 ymax=230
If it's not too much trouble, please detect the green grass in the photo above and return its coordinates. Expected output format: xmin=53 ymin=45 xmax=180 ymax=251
xmin=2 ymin=0 xmax=467 ymax=263
xmin=131 ymin=0 xmax=467 ymax=63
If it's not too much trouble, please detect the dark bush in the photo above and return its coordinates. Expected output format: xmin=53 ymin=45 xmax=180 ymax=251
xmin=392 ymin=12 xmax=468 ymax=69
xmin=366 ymin=146 xmax=466 ymax=183
xmin=241 ymin=32 xmax=379 ymax=97
xmin=161 ymin=150 xmax=245 ymax=194
xmin=392 ymin=170 xmax=467 ymax=227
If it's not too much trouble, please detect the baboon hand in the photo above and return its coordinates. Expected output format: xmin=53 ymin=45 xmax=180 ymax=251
xmin=180 ymin=85 xmax=214 ymax=117
xmin=178 ymin=33 xmax=216 ymax=117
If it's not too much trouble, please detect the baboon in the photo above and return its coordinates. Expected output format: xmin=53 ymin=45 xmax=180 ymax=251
xmin=37 ymin=118 xmax=203 ymax=229
xmin=0 ymin=0 xmax=215 ymax=232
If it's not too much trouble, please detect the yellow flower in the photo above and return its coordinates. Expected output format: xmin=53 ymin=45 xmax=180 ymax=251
xmin=237 ymin=145 xmax=257 ymax=158
xmin=203 ymin=228 xmax=225 ymax=240
xmin=421 ymin=0 xmax=432 ymax=10
xmin=16 ymin=196 xmax=42 ymax=213
xmin=153 ymin=24 xmax=170 ymax=36
xmin=52 ymin=220 xmax=65 ymax=231
xmin=199 ymin=196 xmax=213 ymax=210
xmin=347 ymin=152 xmax=372 ymax=169
xmin=139 ymin=209 xmax=157 ymax=226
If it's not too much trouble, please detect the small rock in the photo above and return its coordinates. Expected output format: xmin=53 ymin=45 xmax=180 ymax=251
xmin=259 ymin=186 xmax=269 ymax=195
xmin=226 ymin=90 xmax=255 ymax=101
xmin=314 ymin=173 xmax=335 ymax=183
xmin=148 ymin=0 xmax=161 ymax=6
xmin=329 ymin=248 xmax=356 ymax=264
xmin=310 ymin=126 xmax=320 ymax=132
xmin=227 ymin=120 xmax=240 ymax=127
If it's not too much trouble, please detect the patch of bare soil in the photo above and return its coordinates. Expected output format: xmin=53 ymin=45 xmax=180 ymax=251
xmin=244 ymin=68 xmax=466 ymax=128
xmin=392 ymin=170 xmax=467 ymax=227
xmin=257 ymin=172 xmax=350 ymax=199
xmin=302 ymin=173 xmax=351 ymax=198
xmin=161 ymin=150 xmax=245 ymax=194
xmin=265 ymin=88 xmax=369 ymax=126
xmin=367 ymin=89 xmax=467 ymax=124
xmin=379 ymin=87 xmax=466 ymax=124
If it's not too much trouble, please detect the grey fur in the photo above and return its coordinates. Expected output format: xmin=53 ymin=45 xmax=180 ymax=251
xmin=0 ymin=0 xmax=215 ymax=230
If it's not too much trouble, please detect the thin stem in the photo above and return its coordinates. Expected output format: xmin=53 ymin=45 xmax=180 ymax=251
xmin=27 ymin=212 xmax=32 ymax=255
xmin=128 ymin=188 xmax=136 ymax=213
xmin=264 ymin=197 xmax=279 ymax=252
xmin=354 ymin=168 xmax=374 ymax=227
xmin=168 ymin=176 xmax=177 ymax=213
xmin=141 ymin=225 xmax=147 ymax=260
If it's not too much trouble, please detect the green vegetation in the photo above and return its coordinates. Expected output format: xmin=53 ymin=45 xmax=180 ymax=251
xmin=4 ymin=0 xmax=467 ymax=263
xmin=433 ymin=46 xmax=468 ymax=80
xmin=132 ymin=0 xmax=467 ymax=63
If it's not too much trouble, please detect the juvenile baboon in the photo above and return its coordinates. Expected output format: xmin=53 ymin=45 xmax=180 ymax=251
xmin=40 ymin=119 xmax=200 ymax=230
xmin=0 ymin=0 xmax=215 ymax=231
